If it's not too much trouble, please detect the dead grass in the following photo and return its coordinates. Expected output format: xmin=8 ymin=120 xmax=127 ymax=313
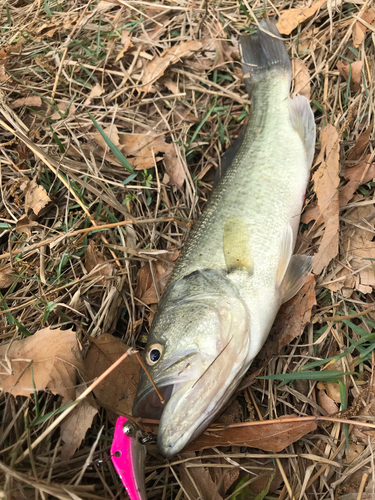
xmin=1 ymin=0 xmax=375 ymax=499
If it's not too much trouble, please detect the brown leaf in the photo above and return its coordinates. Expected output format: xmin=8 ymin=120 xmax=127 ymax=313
xmin=0 ymin=327 xmax=83 ymax=399
xmin=337 ymin=60 xmax=363 ymax=93
xmin=11 ymin=96 xmax=42 ymax=109
xmin=311 ymin=124 xmax=340 ymax=274
xmin=141 ymin=40 xmax=202 ymax=93
xmin=161 ymin=77 xmax=180 ymax=95
xmin=15 ymin=215 xmax=38 ymax=236
xmin=21 ymin=178 xmax=51 ymax=217
xmin=277 ymin=0 xmax=326 ymax=35
xmin=352 ymin=9 xmax=375 ymax=48
xmin=136 ymin=258 xmax=176 ymax=305
xmin=293 ymin=59 xmax=311 ymax=100
xmin=0 ymin=265 xmax=16 ymax=289
xmin=119 ymin=133 xmax=166 ymax=170
xmin=163 ymin=143 xmax=185 ymax=187
xmin=115 ymin=30 xmax=134 ymax=62
xmin=84 ymin=82 xmax=104 ymax=105
xmin=317 ymin=389 xmax=339 ymax=414
xmin=179 ymin=452 xmax=223 ymax=500
xmin=51 ymin=100 xmax=76 ymax=120
xmin=84 ymin=241 xmax=113 ymax=284
xmin=275 ymin=274 xmax=316 ymax=352
xmin=353 ymin=393 xmax=375 ymax=444
xmin=60 ymin=385 xmax=98 ymax=460
xmin=84 ymin=333 xmax=140 ymax=416
xmin=93 ymin=124 xmax=120 ymax=151
xmin=348 ymin=124 xmax=373 ymax=162
xmin=187 ymin=417 xmax=317 ymax=453
xmin=340 ymin=204 xmax=375 ymax=294
xmin=0 ymin=48 xmax=9 ymax=83
xmin=340 ymin=155 xmax=375 ymax=206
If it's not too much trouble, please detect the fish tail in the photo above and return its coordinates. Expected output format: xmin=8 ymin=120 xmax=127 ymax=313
xmin=240 ymin=20 xmax=291 ymax=94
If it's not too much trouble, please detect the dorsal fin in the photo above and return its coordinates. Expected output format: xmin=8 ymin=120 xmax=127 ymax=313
xmin=288 ymin=94 xmax=316 ymax=168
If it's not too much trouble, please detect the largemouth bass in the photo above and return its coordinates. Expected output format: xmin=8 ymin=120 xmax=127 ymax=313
xmin=133 ymin=20 xmax=316 ymax=457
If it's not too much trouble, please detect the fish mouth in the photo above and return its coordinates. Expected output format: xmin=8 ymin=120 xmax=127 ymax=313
xmin=157 ymin=375 xmax=240 ymax=457
xmin=133 ymin=357 xmax=245 ymax=458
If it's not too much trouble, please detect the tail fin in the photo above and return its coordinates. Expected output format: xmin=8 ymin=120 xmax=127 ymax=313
xmin=240 ymin=20 xmax=291 ymax=94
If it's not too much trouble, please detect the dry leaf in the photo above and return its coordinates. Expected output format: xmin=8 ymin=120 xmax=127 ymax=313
xmin=84 ymin=333 xmax=140 ymax=417
xmin=163 ymin=143 xmax=185 ymax=188
xmin=337 ymin=60 xmax=363 ymax=93
xmin=96 ymin=0 xmax=121 ymax=10
xmin=0 ymin=265 xmax=16 ymax=289
xmin=340 ymin=204 xmax=375 ymax=294
xmin=348 ymin=124 xmax=373 ymax=162
xmin=187 ymin=417 xmax=317 ymax=452
xmin=34 ymin=16 xmax=76 ymax=38
xmin=85 ymin=240 xmax=113 ymax=284
xmin=84 ymin=82 xmax=104 ymax=105
xmin=118 ymin=133 xmax=185 ymax=186
xmin=115 ymin=30 xmax=134 ymax=62
xmin=141 ymin=40 xmax=202 ymax=93
xmin=340 ymin=155 xmax=375 ymax=207
xmin=161 ymin=77 xmax=179 ymax=95
xmin=352 ymin=9 xmax=375 ymax=48
xmin=353 ymin=393 xmax=375 ymax=443
xmin=275 ymin=274 xmax=316 ymax=352
xmin=136 ymin=258 xmax=176 ymax=305
xmin=21 ymin=178 xmax=51 ymax=217
xmin=311 ymin=124 xmax=340 ymax=274
xmin=277 ymin=0 xmax=326 ymax=35
xmin=345 ymin=442 xmax=365 ymax=464
xmin=93 ymin=124 xmax=120 ymax=151
xmin=60 ymin=385 xmax=98 ymax=460
xmin=15 ymin=215 xmax=38 ymax=236
xmin=304 ymin=151 xmax=375 ymax=221
xmin=11 ymin=96 xmax=42 ymax=109
xmin=179 ymin=453 xmax=224 ymax=500
xmin=0 ymin=48 xmax=9 ymax=83
xmin=51 ymin=100 xmax=76 ymax=120
xmin=317 ymin=389 xmax=339 ymax=414
xmin=0 ymin=327 xmax=83 ymax=400
xmin=119 ymin=133 xmax=166 ymax=169
xmin=293 ymin=59 xmax=311 ymax=100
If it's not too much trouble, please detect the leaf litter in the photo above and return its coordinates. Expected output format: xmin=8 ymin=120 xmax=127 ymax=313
xmin=1 ymin=1 xmax=375 ymax=498
xmin=0 ymin=327 xmax=82 ymax=400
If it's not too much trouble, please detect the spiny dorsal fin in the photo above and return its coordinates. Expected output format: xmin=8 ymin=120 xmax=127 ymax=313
xmin=279 ymin=254 xmax=313 ymax=304
xmin=223 ymin=216 xmax=253 ymax=273
xmin=288 ymin=94 xmax=316 ymax=168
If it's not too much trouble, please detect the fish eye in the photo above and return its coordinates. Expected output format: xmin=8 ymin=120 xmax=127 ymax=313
xmin=145 ymin=342 xmax=163 ymax=366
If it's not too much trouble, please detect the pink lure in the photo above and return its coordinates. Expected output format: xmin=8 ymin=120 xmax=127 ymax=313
xmin=111 ymin=416 xmax=147 ymax=500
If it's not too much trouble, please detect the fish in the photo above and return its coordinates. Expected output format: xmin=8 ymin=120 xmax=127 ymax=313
xmin=133 ymin=19 xmax=316 ymax=457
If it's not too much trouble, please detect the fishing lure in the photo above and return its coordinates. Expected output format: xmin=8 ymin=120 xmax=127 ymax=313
xmin=111 ymin=416 xmax=148 ymax=500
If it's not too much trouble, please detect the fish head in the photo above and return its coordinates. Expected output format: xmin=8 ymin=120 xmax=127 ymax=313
xmin=133 ymin=269 xmax=250 ymax=457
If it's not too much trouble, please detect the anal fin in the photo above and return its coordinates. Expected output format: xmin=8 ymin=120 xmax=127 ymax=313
xmin=223 ymin=217 xmax=253 ymax=273
xmin=279 ymin=254 xmax=313 ymax=304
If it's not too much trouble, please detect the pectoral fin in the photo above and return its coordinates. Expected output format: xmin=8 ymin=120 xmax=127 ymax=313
xmin=279 ymin=254 xmax=313 ymax=303
xmin=276 ymin=224 xmax=294 ymax=284
xmin=223 ymin=217 xmax=253 ymax=273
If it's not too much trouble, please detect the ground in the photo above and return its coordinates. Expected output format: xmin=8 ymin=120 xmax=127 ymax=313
xmin=0 ymin=0 xmax=375 ymax=499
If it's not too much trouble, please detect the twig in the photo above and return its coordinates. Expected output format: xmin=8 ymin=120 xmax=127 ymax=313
xmin=135 ymin=352 xmax=166 ymax=406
